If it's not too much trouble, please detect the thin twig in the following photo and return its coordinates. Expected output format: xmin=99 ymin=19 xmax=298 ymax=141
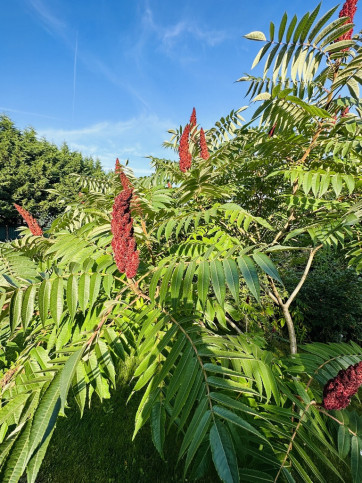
xmin=274 ymin=401 xmax=315 ymax=482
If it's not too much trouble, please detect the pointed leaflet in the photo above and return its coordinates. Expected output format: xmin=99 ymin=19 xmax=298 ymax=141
xmin=314 ymin=17 xmax=349 ymax=45
xmin=102 ymin=273 xmax=113 ymax=297
xmin=213 ymin=406 xmax=268 ymax=444
xmin=60 ymin=346 xmax=86 ymax=412
xmin=171 ymin=261 xmax=185 ymax=309
xmin=311 ymin=173 xmax=320 ymax=198
xmin=210 ymin=259 xmax=226 ymax=307
xmin=278 ymin=12 xmax=288 ymax=42
xmin=27 ymin=372 xmax=61 ymax=460
xmin=237 ymin=255 xmax=260 ymax=302
xmin=256 ymin=360 xmax=280 ymax=404
xmin=95 ymin=339 xmax=116 ymax=387
xmin=223 ymin=259 xmax=239 ymax=304
xmin=38 ymin=279 xmax=51 ymax=325
xmin=179 ymin=399 xmax=208 ymax=459
xmin=308 ymin=5 xmax=338 ymax=42
xmin=293 ymin=11 xmax=310 ymax=44
xmin=251 ymin=43 xmax=272 ymax=70
xmin=189 ymin=442 xmax=212 ymax=481
xmin=21 ymin=285 xmax=36 ymax=331
xmin=319 ymin=173 xmax=330 ymax=197
xmin=0 ymin=433 xmax=17 ymax=469
xmin=159 ymin=262 xmax=176 ymax=305
xmin=9 ymin=289 xmax=23 ymax=334
xmin=149 ymin=266 xmax=166 ymax=302
xmin=269 ymin=22 xmax=275 ymax=41
xmin=73 ymin=362 xmax=87 ymax=417
xmin=166 ymin=345 xmax=193 ymax=404
xmin=337 ymin=425 xmax=351 ymax=460
xmin=197 ymin=260 xmax=210 ymax=307
xmin=103 ymin=327 xmax=126 ymax=361
xmin=66 ymin=274 xmax=78 ymax=319
xmin=331 ymin=174 xmax=342 ymax=198
xmin=50 ymin=277 xmax=64 ymax=327
xmin=210 ymin=420 xmax=240 ymax=483
xmin=299 ymin=3 xmax=321 ymax=43
xmin=0 ymin=393 xmax=30 ymax=427
xmin=88 ymin=273 xmax=102 ymax=310
xmin=26 ymin=427 xmax=55 ymax=483
xmin=303 ymin=172 xmax=313 ymax=195
xmin=169 ymin=357 xmax=199 ymax=426
xmin=351 ymin=436 xmax=362 ymax=483
xmin=178 ymin=371 xmax=204 ymax=431
xmin=244 ymin=31 xmax=266 ymax=41
xmin=343 ymin=175 xmax=355 ymax=195
xmin=184 ymin=410 xmax=212 ymax=476
xmin=2 ymin=420 xmax=31 ymax=483
xmin=286 ymin=15 xmax=297 ymax=42
xmin=78 ymin=273 xmax=90 ymax=313
xmin=150 ymin=401 xmax=166 ymax=458
xmin=182 ymin=261 xmax=196 ymax=303
xmin=253 ymin=252 xmax=283 ymax=284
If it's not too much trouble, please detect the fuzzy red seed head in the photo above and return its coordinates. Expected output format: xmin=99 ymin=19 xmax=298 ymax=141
xmin=199 ymin=128 xmax=210 ymax=160
xmin=337 ymin=0 xmax=358 ymax=43
xmin=115 ymin=158 xmax=121 ymax=173
xmin=322 ymin=361 xmax=362 ymax=410
xmin=189 ymin=108 xmax=197 ymax=128
xmin=179 ymin=124 xmax=192 ymax=172
xmin=120 ymin=171 xmax=131 ymax=191
xmin=14 ymin=204 xmax=43 ymax=236
xmin=111 ymin=189 xmax=139 ymax=278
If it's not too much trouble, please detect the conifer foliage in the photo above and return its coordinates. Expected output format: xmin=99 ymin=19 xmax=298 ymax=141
xmin=0 ymin=2 xmax=361 ymax=482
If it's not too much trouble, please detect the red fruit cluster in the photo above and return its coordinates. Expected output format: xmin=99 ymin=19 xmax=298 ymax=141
xmin=179 ymin=108 xmax=211 ymax=171
xmin=111 ymin=189 xmax=139 ymax=278
xmin=115 ymin=158 xmax=131 ymax=190
xmin=337 ymin=0 xmax=358 ymax=42
xmin=322 ymin=361 xmax=362 ymax=410
xmin=179 ymin=124 xmax=192 ymax=173
xmin=14 ymin=204 xmax=43 ymax=236
xmin=199 ymin=128 xmax=209 ymax=159
xmin=114 ymin=159 xmax=142 ymax=215
xmin=189 ymin=107 xmax=197 ymax=129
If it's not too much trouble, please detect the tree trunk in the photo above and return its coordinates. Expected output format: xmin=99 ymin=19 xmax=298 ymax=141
xmin=281 ymin=304 xmax=297 ymax=355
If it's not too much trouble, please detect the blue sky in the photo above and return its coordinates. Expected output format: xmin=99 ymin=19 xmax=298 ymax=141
xmin=1 ymin=1 xmax=360 ymax=174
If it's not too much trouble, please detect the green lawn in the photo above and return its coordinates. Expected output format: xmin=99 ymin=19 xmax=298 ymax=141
xmin=36 ymin=367 xmax=218 ymax=482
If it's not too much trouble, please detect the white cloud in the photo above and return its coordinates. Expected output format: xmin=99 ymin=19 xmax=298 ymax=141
xmin=138 ymin=2 xmax=228 ymax=58
xmin=37 ymin=113 xmax=176 ymax=173
xmin=162 ymin=21 xmax=227 ymax=48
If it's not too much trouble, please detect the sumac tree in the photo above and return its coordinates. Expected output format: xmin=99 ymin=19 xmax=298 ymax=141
xmin=0 ymin=2 xmax=361 ymax=482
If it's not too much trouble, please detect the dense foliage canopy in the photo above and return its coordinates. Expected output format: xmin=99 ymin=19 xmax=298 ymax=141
xmin=0 ymin=115 xmax=104 ymax=227
xmin=0 ymin=2 xmax=361 ymax=482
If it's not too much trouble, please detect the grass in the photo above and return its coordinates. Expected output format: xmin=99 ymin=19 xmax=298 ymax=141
xmin=35 ymin=363 xmax=218 ymax=482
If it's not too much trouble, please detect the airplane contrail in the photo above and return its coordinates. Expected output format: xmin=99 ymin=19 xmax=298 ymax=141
xmin=72 ymin=31 xmax=78 ymax=120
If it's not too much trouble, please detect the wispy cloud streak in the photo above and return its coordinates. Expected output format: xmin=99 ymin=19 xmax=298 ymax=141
xmin=25 ymin=0 xmax=150 ymax=111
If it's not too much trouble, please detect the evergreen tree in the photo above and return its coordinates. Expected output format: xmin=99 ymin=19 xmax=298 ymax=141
xmin=0 ymin=116 xmax=105 ymax=226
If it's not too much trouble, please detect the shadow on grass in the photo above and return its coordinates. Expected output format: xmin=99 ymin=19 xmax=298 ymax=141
xmin=36 ymin=377 xmax=218 ymax=483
